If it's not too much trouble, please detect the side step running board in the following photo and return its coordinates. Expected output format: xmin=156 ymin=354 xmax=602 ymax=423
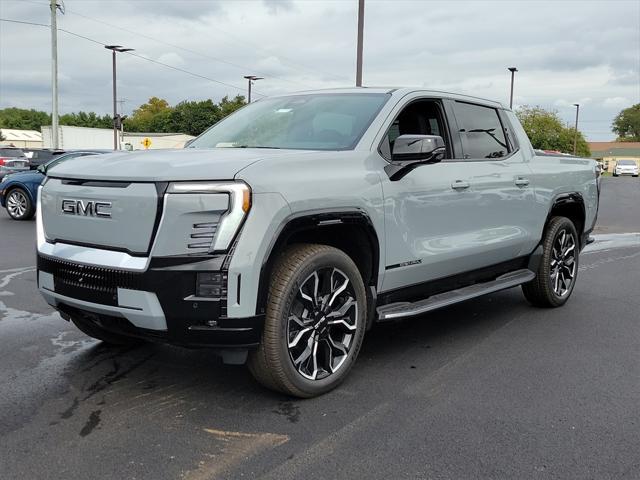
xmin=376 ymin=269 xmax=536 ymax=321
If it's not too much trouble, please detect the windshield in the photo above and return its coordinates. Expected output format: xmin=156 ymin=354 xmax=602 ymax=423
xmin=0 ymin=148 xmax=25 ymax=157
xmin=188 ymin=93 xmax=390 ymax=151
xmin=618 ymin=160 xmax=636 ymax=166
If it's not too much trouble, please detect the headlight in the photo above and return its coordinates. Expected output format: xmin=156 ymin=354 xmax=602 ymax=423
xmin=167 ymin=181 xmax=251 ymax=252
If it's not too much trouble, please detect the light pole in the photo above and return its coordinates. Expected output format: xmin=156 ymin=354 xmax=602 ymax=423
xmin=508 ymin=67 xmax=518 ymax=109
xmin=356 ymin=0 xmax=365 ymax=86
xmin=243 ymin=75 xmax=263 ymax=103
xmin=50 ymin=0 xmax=60 ymax=149
xmin=573 ymin=103 xmax=580 ymax=156
xmin=105 ymin=45 xmax=133 ymax=150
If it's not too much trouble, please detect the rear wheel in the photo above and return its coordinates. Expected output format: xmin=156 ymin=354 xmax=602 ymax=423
xmin=523 ymin=216 xmax=579 ymax=307
xmin=248 ymin=244 xmax=367 ymax=398
xmin=6 ymin=188 xmax=34 ymax=220
xmin=70 ymin=315 xmax=144 ymax=346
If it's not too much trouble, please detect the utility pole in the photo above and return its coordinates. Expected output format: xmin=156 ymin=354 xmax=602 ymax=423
xmin=50 ymin=0 xmax=59 ymax=149
xmin=573 ymin=103 xmax=580 ymax=156
xmin=105 ymin=45 xmax=133 ymax=150
xmin=243 ymin=75 xmax=263 ymax=103
xmin=355 ymin=0 xmax=365 ymax=87
xmin=508 ymin=67 xmax=518 ymax=109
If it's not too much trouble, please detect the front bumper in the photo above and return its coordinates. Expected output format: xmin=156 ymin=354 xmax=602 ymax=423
xmin=37 ymin=253 xmax=263 ymax=348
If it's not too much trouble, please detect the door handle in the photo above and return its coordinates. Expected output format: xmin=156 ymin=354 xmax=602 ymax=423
xmin=451 ymin=180 xmax=470 ymax=190
xmin=515 ymin=177 xmax=530 ymax=187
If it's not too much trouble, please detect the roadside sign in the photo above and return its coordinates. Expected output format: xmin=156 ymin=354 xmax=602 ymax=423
xmin=141 ymin=137 xmax=152 ymax=149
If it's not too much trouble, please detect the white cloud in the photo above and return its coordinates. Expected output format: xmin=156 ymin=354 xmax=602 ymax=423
xmin=603 ymin=97 xmax=631 ymax=109
xmin=156 ymin=52 xmax=185 ymax=66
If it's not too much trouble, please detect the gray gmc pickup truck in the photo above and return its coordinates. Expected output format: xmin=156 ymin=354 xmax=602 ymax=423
xmin=37 ymin=88 xmax=599 ymax=397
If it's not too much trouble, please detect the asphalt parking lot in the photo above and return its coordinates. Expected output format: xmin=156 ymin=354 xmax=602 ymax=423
xmin=1 ymin=177 xmax=639 ymax=480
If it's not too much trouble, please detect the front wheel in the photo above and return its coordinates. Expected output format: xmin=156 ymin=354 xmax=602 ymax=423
xmin=523 ymin=216 xmax=579 ymax=307
xmin=248 ymin=244 xmax=367 ymax=398
xmin=6 ymin=188 xmax=34 ymax=220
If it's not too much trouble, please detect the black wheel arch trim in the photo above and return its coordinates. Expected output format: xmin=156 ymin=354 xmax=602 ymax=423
xmin=255 ymin=208 xmax=381 ymax=316
xmin=544 ymin=192 xmax=589 ymax=249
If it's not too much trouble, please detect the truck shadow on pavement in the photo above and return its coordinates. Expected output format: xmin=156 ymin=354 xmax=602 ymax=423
xmin=54 ymin=288 xmax=526 ymax=429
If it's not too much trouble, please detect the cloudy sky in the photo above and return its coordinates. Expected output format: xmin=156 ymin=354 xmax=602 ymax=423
xmin=1 ymin=0 xmax=638 ymax=140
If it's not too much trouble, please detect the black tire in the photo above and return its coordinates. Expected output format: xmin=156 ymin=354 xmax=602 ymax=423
xmin=5 ymin=187 xmax=35 ymax=220
xmin=70 ymin=315 xmax=144 ymax=346
xmin=248 ymin=244 xmax=367 ymax=398
xmin=523 ymin=216 xmax=580 ymax=308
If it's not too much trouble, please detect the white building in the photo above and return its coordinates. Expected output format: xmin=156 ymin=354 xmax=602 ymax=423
xmin=41 ymin=125 xmax=194 ymax=150
xmin=0 ymin=129 xmax=43 ymax=148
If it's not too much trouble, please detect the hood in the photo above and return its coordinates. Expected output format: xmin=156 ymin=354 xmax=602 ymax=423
xmin=46 ymin=148 xmax=311 ymax=182
xmin=1 ymin=170 xmax=43 ymax=184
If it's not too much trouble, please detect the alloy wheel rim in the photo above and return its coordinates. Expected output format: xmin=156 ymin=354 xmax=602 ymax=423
xmin=550 ymin=229 xmax=576 ymax=297
xmin=287 ymin=267 xmax=358 ymax=381
xmin=7 ymin=191 xmax=27 ymax=218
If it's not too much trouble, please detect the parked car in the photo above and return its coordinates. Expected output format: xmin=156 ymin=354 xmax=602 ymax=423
xmin=0 ymin=150 xmax=106 ymax=220
xmin=37 ymin=88 xmax=599 ymax=397
xmin=613 ymin=159 xmax=639 ymax=177
xmin=0 ymin=146 xmax=30 ymax=180
xmin=22 ymin=148 xmax=66 ymax=169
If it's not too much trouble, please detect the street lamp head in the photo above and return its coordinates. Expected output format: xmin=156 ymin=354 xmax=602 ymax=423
xmin=573 ymin=103 xmax=579 ymax=107
xmin=244 ymin=75 xmax=264 ymax=81
xmin=508 ymin=67 xmax=518 ymax=73
xmin=105 ymin=45 xmax=134 ymax=53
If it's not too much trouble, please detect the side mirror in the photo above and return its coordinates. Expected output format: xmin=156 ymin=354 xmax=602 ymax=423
xmin=386 ymin=134 xmax=446 ymax=181
xmin=36 ymin=164 xmax=46 ymax=174
xmin=391 ymin=134 xmax=446 ymax=162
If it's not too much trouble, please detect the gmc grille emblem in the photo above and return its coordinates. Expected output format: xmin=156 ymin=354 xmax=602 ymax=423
xmin=61 ymin=199 xmax=112 ymax=218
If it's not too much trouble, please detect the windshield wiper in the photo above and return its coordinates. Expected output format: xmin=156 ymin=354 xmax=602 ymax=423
xmin=235 ymin=145 xmax=282 ymax=149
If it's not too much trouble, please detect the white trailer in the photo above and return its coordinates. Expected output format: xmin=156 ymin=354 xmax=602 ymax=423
xmin=41 ymin=125 xmax=114 ymax=149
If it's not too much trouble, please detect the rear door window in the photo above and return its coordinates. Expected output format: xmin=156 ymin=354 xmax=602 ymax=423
xmin=452 ymin=102 xmax=509 ymax=159
xmin=0 ymin=148 xmax=25 ymax=157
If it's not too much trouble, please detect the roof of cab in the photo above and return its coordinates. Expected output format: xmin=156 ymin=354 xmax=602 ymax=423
xmin=267 ymin=87 xmax=506 ymax=109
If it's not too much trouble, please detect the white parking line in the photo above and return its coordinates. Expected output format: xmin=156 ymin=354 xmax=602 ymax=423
xmin=583 ymin=233 xmax=640 ymax=253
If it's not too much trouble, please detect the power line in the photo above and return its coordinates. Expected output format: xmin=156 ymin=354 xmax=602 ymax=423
xmin=60 ymin=8 xmax=312 ymax=90
xmin=15 ymin=0 xmax=341 ymax=85
xmin=0 ymin=18 xmax=48 ymax=27
xmin=56 ymin=1 xmax=346 ymax=82
xmin=0 ymin=18 xmax=264 ymax=98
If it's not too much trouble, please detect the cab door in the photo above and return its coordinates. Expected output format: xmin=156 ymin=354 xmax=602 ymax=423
xmin=379 ymin=96 xmax=536 ymax=292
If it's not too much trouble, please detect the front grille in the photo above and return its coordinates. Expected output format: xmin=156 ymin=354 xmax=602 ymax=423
xmin=38 ymin=255 xmax=144 ymax=306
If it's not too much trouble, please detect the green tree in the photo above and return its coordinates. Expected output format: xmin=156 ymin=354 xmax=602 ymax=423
xmin=612 ymin=104 xmax=640 ymax=142
xmin=0 ymin=108 xmax=51 ymax=130
xmin=515 ymin=106 xmax=590 ymax=157
xmin=59 ymin=111 xmax=112 ymax=128
xmin=218 ymin=95 xmax=246 ymax=118
xmin=124 ymin=95 xmax=246 ymax=135
xmin=125 ymin=97 xmax=171 ymax=132
xmin=168 ymin=100 xmax=221 ymax=136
